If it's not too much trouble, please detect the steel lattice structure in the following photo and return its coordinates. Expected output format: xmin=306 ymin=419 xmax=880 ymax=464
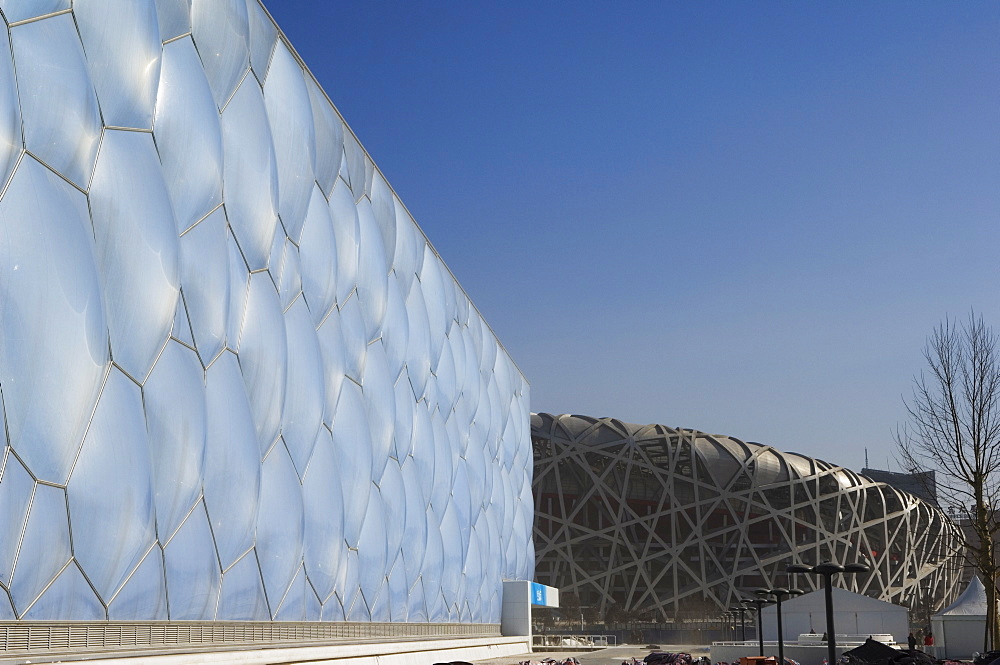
xmin=532 ymin=413 xmax=962 ymax=621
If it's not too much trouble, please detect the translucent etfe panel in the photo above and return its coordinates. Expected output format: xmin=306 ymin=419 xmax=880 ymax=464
xmin=391 ymin=377 xmax=414 ymax=462
xmin=421 ymin=506 xmax=444 ymax=608
xmin=429 ymin=411 xmax=453 ymax=513
xmin=339 ymin=295 xmax=367 ymax=384
xmin=439 ymin=501 xmax=464 ymax=603
xmin=143 ymin=341 xmax=207 ymax=542
xmin=370 ymin=172 xmax=396 ymax=264
xmin=302 ymin=428 xmax=344 ymax=603
xmin=154 ymin=0 xmax=191 ymax=42
xmin=382 ymin=273 xmax=408 ymax=380
xmin=305 ymin=581 xmax=320 ymax=621
xmin=328 ymin=178 xmax=359 ymax=305
xmin=399 ymin=457 xmax=427 ymax=587
xmin=391 ymin=203 xmax=421 ymax=292
xmin=75 ymin=0 xmax=160 ymax=130
xmin=9 ymin=484 xmax=71 ymax=616
xmin=191 ymin=0 xmax=249 ymax=110
xmin=404 ymin=279 xmax=431 ymax=402
xmin=216 ymin=550 xmax=269 ymax=620
xmin=419 ymin=248 xmax=448 ymax=369
xmin=0 ymin=23 xmax=20 ymax=192
xmin=378 ymin=460 xmax=405 ymax=562
xmin=357 ymin=486 xmax=387 ymax=611
xmin=227 ymin=231 xmax=250 ymax=350
xmin=221 ymin=74 xmax=278 ymax=270
xmin=342 ymin=131 xmax=366 ymax=200
xmin=322 ymin=595 xmax=345 ymax=622
xmin=0 ymin=157 xmax=108 ymax=485
xmin=68 ymin=368 xmax=155 ymax=604
xmin=237 ymin=272 xmax=287 ymax=455
xmin=298 ymin=184 xmax=337 ymax=326
xmin=409 ymin=402 xmax=435 ymax=506
xmin=407 ymin=577 xmax=427 ymax=623
xmin=306 ymin=76 xmax=343 ymax=197
xmin=274 ymin=565 xmax=306 ymax=621
xmin=316 ymin=307 xmax=345 ymax=429
xmin=339 ymin=548 xmax=363 ymax=621
xmin=386 ymin=558 xmax=407 ymax=623
xmin=22 ymin=562 xmax=103 ymax=621
xmin=362 ymin=344 xmax=394 ymax=480
xmin=0 ymin=452 xmax=33 ymax=587
xmin=108 ymin=547 xmax=167 ymax=620
xmin=331 ymin=382 xmax=372 ymax=548
xmin=256 ymin=444 xmax=304 ymax=610
xmin=263 ymin=41 xmax=315 ymax=242
xmin=272 ymin=236 xmax=301 ymax=311
xmin=180 ymin=207 xmax=229 ymax=365
xmin=154 ymin=36 xmax=224 ymax=234
xmin=204 ymin=351 xmax=259 ymax=570
xmin=11 ymin=14 xmax=101 ymax=189
xmin=0 ymin=0 xmax=68 ymax=27
xmin=246 ymin=0 xmax=275 ymax=78
xmin=355 ymin=197 xmax=388 ymax=341
xmin=163 ymin=503 xmax=221 ymax=620
xmin=282 ymin=298 xmax=324 ymax=478
xmin=90 ymin=130 xmax=180 ymax=382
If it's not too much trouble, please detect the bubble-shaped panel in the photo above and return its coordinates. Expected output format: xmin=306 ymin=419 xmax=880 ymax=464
xmin=256 ymin=443 xmax=304 ymax=612
xmin=282 ymin=298 xmax=324 ymax=477
xmin=0 ymin=452 xmax=33 ymax=588
xmin=0 ymin=22 xmax=21 ymax=192
xmin=10 ymin=14 xmax=101 ymax=189
xmin=217 ymin=550 xmax=270 ymax=620
xmin=163 ymin=503 xmax=222 ymax=620
xmin=221 ymin=74 xmax=279 ymax=270
xmin=301 ymin=431 xmax=344 ymax=604
xmin=143 ymin=341 xmax=207 ymax=542
xmin=246 ymin=0 xmax=276 ymax=78
xmin=299 ymin=185 xmax=338 ymax=326
xmin=154 ymin=36 xmax=225 ymax=234
xmin=108 ymin=547 xmax=168 ymax=620
xmin=307 ymin=76 xmax=343 ymax=197
xmin=155 ymin=0 xmax=191 ymax=42
xmin=191 ymin=0 xmax=249 ymax=110
xmin=75 ymin=0 xmax=161 ymax=130
xmin=68 ymin=368 xmax=156 ymax=604
xmin=180 ymin=207 xmax=230 ymax=365
xmin=90 ymin=129 xmax=180 ymax=382
xmin=204 ymin=351 xmax=260 ymax=569
xmin=237 ymin=272 xmax=287 ymax=455
xmin=331 ymin=382 xmax=372 ymax=549
xmin=263 ymin=41 xmax=315 ymax=242
xmin=23 ymin=562 xmax=104 ymax=621
xmin=10 ymin=484 xmax=72 ymax=616
xmin=0 ymin=157 xmax=108 ymax=485
xmin=0 ymin=0 xmax=69 ymax=24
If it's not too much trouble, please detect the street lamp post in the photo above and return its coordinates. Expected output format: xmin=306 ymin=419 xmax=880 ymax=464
xmin=787 ymin=562 xmax=871 ymax=665
xmin=730 ymin=605 xmax=748 ymax=642
xmin=756 ymin=588 xmax=803 ymax=665
xmin=746 ymin=597 xmax=769 ymax=656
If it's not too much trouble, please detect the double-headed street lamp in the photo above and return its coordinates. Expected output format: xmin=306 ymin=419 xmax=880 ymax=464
xmin=730 ymin=604 xmax=749 ymax=642
xmin=745 ymin=596 xmax=771 ymax=656
xmin=787 ymin=562 xmax=871 ymax=665
xmin=755 ymin=587 xmax=803 ymax=665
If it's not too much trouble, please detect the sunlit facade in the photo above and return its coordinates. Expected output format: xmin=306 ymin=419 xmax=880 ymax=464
xmin=532 ymin=413 xmax=961 ymax=621
xmin=0 ymin=1 xmax=532 ymax=624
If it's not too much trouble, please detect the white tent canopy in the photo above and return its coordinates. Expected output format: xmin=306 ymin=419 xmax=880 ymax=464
xmin=761 ymin=587 xmax=908 ymax=644
xmin=931 ymin=577 xmax=988 ymax=659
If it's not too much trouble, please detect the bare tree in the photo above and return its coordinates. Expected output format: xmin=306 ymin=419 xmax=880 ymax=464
xmin=896 ymin=312 xmax=1000 ymax=650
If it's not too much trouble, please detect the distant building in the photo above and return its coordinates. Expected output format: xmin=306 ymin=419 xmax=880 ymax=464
xmin=532 ymin=413 xmax=962 ymax=621
xmin=861 ymin=468 xmax=937 ymax=506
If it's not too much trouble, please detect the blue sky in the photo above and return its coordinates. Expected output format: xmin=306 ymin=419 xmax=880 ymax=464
xmin=267 ymin=2 xmax=1000 ymax=473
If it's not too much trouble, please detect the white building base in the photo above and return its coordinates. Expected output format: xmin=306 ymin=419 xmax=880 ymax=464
xmin=12 ymin=636 xmax=532 ymax=665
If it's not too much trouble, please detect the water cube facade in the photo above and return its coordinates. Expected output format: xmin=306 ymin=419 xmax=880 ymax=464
xmin=0 ymin=0 xmax=533 ymax=622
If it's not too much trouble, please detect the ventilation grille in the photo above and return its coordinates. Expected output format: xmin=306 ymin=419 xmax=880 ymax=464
xmin=0 ymin=622 xmax=500 ymax=655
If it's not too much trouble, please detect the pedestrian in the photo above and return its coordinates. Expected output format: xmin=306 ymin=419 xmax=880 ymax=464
xmin=924 ymin=633 xmax=934 ymax=647
xmin=908 ymin=633 xmax=917 ymax=652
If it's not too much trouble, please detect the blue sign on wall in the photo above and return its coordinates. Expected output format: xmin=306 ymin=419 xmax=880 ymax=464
xmin=531 ymin=582 xmax=558 ymax=607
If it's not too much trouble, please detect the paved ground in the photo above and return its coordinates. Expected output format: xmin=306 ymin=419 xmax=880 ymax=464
xmin=473 ymin=644 xmax=712 ymax=665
